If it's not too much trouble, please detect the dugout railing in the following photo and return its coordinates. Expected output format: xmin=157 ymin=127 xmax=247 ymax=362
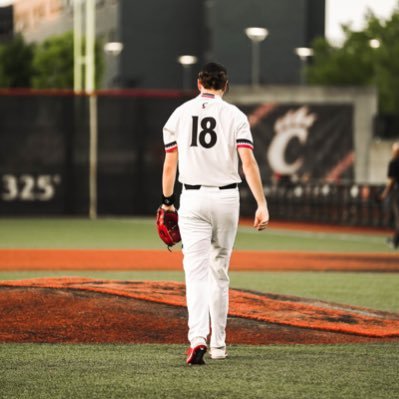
xmin=239 ymin=181 xmax=389 ymax=228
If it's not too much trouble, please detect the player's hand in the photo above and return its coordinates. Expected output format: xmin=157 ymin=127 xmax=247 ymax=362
xmin=254 ymin=206 xmax=269 ymax=231
xmin=161 ymin=204 xmax=176 ymax=212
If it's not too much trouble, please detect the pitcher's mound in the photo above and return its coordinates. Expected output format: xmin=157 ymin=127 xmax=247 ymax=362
xmin=1 ymin=277 xmax=398 ymax=344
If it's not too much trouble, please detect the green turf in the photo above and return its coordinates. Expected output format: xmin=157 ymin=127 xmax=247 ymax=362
xmin=0 ymin=217 xmax=392 ymax=252
xmin=0 ymin=343 xmax=398 ymax=399
xmin=0 ymin=270 xmax=398 ymax=312
xmin=0 ymin=218 xmax=163 ymax=249
xmin=235 ymin=225 xmax=390 ymax=252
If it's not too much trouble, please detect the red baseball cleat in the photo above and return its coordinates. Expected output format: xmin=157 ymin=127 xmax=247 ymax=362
xmin=186 ymin=344 xmax=207 ymax=365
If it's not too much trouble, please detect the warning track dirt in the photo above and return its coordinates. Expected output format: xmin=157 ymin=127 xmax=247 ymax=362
xmin=0 ymin=249 xmax=398 ymax=272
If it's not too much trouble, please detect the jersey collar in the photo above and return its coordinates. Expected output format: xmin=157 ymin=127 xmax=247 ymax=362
xmin=201 ymin=93 xmax=216 ymax=98
xmin=200 ymin=92 xmax=222 ymax=100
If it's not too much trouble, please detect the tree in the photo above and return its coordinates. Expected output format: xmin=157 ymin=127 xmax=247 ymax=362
xmin=0 ymin=34 xmax=34 ymax=88
xmin=32 ymin=31 xmax=104 ymax=89
xmin=307 ymin=4 xmax=399 ymax=116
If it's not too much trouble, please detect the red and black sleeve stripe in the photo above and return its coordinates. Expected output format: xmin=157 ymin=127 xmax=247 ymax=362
xmin=165 ymin=141 xmax=178 ymax=152
xmin=236 ymin=139 xmax=254 ymax=150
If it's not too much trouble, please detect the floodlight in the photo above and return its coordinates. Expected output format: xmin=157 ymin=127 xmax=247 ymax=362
xmin=294 ymin=47 xmax=314 ymax=85
xmin=295 ymin=47 xmax=314 ymax=60
xmin=177 ymin=55 xmax=198 ymax=66
xmin=244 ymin=27 xmax=268 ymax=42
xmin=369 ymin=39 xmax=380 ymax=49
xmin=244 ymin=27 xmax=269 ymax=87
xmin=177 ymin=55 xmax=198 ymax=90
xmin=104 ymin=42 xmax=124 ymax=56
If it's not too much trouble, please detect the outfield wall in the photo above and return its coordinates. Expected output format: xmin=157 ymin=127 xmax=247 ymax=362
xmin=0 ymin=89 xmax=190 ymax=215
xmin=227 ymin=85 xmax=378 ymax=184
xmin=0 ymin=87 xmax=390 ymax=226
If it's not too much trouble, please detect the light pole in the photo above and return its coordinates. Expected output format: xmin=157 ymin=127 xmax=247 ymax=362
xmin=369 ymin=38 xmax=380 ymax=86
xmin=73 ymin=0 xmax=83 ymax=92
xmin=73 ymin=0 xmax=98 ymax=219
xmin=244 ymin=27 xmax=268 ymax=88
xmin=104 ymin=41 xmax=124 ymax=88
xmin=104 ymin=42 xmax=124 ymax=56
xmin=294 ymin=47 xmax=314 ymax=85
xmin=85 ymin=0 xmax=98 ymax=220
xmin=177 ymin=55 xmax=198 ymax=90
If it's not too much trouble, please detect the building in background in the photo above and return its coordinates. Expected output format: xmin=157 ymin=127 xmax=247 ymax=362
xmin=13 ymin=0 xmax=118 ymax=42
xmin=0 ymin=5 xmax=13 ymax=42
xmin=119 ymin=0 xmax=325 ymax=88
xmin=13 ymin=0 xmax=67 ymax=37
xmin=10 ymin=0 xmax=325 ymax=89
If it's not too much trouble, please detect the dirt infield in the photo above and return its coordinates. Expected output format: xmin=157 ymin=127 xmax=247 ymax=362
xmin=0 ymin=249 xmax=398 ymax=272
xmin=1 ymin=278 xmax=398 ymax=345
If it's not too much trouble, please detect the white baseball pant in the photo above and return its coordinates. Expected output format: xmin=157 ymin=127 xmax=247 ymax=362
xmin=178 ymin=185 xmax=239 ymax=348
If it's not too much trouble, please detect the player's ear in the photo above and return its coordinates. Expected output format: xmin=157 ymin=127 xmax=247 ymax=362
xmin=223 ymin=81 xmax=229 ymax=94
xmin=197 ymin=79 xmax=202 ymax=91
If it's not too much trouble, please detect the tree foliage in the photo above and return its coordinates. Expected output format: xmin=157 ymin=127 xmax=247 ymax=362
xmin=32 ymin=31 xmax=104 ymax=90
xmin=31 ymin=32 xmax=75 ymax=89
xmin=0 ymin=32 xmax=104 ymax=89
xmin=307 ymin=4 xmax=399 ymax=115
xmin=307 ymin=3 xmax=399 ymax=114
xmin=308 ymin=32 xmax=374 ymax=86
xmin=0 ymin=34 xmax=34 ymax=88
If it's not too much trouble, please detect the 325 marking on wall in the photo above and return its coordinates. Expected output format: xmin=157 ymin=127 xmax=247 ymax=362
xmin=1 ymin=174 xmax=62 ymax=202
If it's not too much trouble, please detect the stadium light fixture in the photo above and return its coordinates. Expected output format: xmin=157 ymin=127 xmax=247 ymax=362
xmin=294 ymin=47 xmax=314 ymax=61
xmin=177 ymin=55 xmax=198 ymax=66
xmin=294 ymin=47 xmax=314 ymax=85
xmin=104 ymin=42 xmax=123 ymax=88
xmin=245 ymin=27 xmax=268 ymax=42
xmin=369 ymin=39 xmax=380 ymax=49
xmin=177 ymin=55 xmax=198 ymax=90
xmin=368 ymin=39 xmax=380 ymax=88
xmin=244 ymin=27 xmax=268 ymax=87
xmin=104 ymin=41 xmax=124 ymax=56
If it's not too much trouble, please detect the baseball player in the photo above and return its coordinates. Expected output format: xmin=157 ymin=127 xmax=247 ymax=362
xmin=379 ymin=142 xmax=399 ymax=249
xmin=161 ymin=62 xmax=269 ymax=365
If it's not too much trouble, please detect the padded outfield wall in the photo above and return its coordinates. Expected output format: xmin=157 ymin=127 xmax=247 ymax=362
xmin=0 ymin=87 xmax=386 ymax=226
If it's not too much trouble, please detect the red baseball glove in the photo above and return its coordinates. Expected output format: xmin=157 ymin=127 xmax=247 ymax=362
xmin=156 ymin=207 xmax=181 ymax=249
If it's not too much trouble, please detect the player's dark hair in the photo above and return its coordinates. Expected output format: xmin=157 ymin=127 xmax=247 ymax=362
xmin=198 ymin=62 xmax=228 ymax=91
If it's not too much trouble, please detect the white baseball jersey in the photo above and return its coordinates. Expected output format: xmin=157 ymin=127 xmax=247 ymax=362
xmin=163 ymin=93 xmax=254 ymax=186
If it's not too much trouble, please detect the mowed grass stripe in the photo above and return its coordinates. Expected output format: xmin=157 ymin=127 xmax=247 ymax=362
xmin=0 ymin=218 xmax=392 ymax=252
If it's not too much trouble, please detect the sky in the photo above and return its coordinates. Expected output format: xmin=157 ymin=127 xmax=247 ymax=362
xmin=326 ymin=0 xmax=398 ymax=43
xmin=0 ymin=0 xmax=397 ymax=44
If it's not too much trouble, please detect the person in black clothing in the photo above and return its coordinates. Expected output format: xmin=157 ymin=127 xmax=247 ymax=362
xmin=380 ymin=142 xmax=399 ymax=249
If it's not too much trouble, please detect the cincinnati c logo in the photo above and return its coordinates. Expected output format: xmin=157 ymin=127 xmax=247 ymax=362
xmin=267 ymin=107 xmax=316 ymax=175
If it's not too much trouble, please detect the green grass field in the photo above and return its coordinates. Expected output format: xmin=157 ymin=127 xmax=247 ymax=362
xmin=1 ymin=343 xmax=398 ymax=399
xmin=0 ymin=217 xmax=392 ymax=252
xmin=0 ymin=218 xmax=398 ymax=399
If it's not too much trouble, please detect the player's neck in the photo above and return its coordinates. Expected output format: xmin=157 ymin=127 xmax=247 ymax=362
xmin=200 ymin=89 xmax=224 ymax=97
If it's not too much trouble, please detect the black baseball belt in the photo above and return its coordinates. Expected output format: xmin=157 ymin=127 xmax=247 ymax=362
xmin=184 ymin=183 xmax=238 ymax=190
